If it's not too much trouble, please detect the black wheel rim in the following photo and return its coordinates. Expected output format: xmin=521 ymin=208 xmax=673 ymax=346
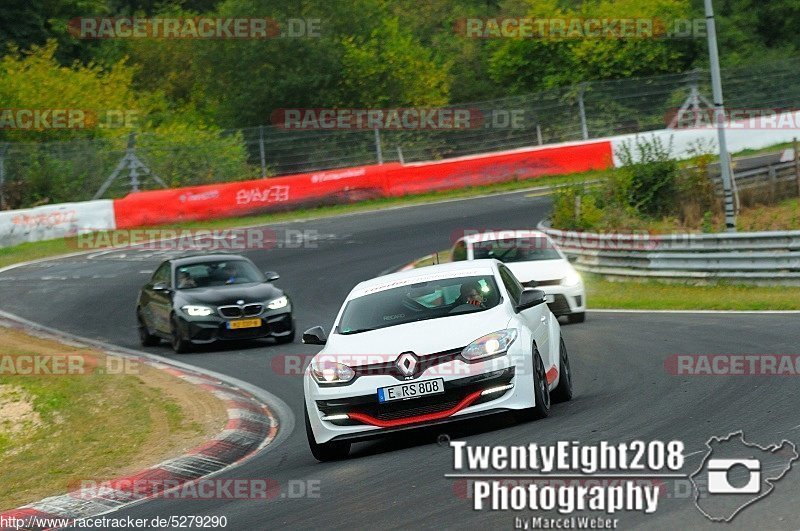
xmin=536 ymin=353 xmax=549 ymax=409
xmin=561 ymin=341 xmax=571 ymax=388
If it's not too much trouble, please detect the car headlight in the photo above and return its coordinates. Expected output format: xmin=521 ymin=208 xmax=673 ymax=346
xmin=181 ymin=305 xmax=214 ymax=317
xmin=461 ymin=329 xmax=518 ymax=362
xmin=310 ymin=360 xmax=355 ymax=385
xmin=267 ymin=295 xmax=289 ymax=310
xmin=561 ymin=270 xmax=582 ymax=287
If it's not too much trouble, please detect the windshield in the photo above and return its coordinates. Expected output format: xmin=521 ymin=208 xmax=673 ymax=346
xmin=472 ymin=237 xmax=561 ymax=263
xmin=175 ymin=260 xmax=264 ymax=289
xmin=337 ymin=275 xmax=501 ymax=334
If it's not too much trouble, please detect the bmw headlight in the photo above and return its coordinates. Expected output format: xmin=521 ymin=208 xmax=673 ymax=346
xmin=462 ymin=329 xmax=518 ymax=361
xmin=267 ymin=295 xmax=289 ymax=310
xmin=561 ymin=270 xmax=582 ymax=287
xmin=310 ymin=360 xmax=355 ymax=385
xmin=181 ymin=305 xmax=214 ymax=317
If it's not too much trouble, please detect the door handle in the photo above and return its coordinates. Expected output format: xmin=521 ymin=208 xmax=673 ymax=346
xmin=540 ymin=316 xmax=547 ymax=322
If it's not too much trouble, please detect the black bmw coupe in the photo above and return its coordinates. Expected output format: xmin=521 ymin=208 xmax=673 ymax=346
xmin=136 ymin=254 xmax=295 ymax=353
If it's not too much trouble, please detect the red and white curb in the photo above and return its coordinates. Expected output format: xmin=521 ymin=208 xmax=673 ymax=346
xmin=0 ymin=312 xmax=292 ymax=531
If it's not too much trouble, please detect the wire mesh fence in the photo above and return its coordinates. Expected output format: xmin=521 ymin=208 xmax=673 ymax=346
xmin=2 ymin=57 xmax=800 ymax=209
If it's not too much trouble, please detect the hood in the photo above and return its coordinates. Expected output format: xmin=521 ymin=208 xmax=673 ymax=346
xmin=319 ymin=307 xmax=510 ymax=367
xmin=176 ymin=282 xmax=283 ymax=306
xmin=504 ymin=259 xmax=570 ymax=283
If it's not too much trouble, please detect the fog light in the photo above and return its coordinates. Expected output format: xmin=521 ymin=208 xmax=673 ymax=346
xmin=480 ymin=384 xmax=514 ymax=396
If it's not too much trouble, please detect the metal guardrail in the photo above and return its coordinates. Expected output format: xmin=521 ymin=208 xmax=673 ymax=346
xmin=537 ymin=222 xmax=800 ymax=284
xmin=708 ymin=148 xmax=800 ymax=200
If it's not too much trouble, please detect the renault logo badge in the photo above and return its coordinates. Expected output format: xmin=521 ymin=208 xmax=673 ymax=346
xmin=396 ymin=352 xmax=418 ymax=377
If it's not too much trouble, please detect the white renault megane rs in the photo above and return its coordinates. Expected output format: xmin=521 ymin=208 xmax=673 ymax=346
xmin=302 ymin=259 xmax=573 ymax=461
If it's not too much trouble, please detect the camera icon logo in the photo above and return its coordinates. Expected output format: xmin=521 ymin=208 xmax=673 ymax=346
xmin=706 ymin=458 xmax=761 ymax=494
xmin=691 ymin=431 xmax=798 ymax=522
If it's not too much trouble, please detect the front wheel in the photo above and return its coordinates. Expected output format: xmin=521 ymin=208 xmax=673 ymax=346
xmin=170 ymin=316 xmax=191 ymax=354
xmin=551 ymin=336 xmax=573 ymax=403
xmin=137 ymin=310 xmax=160 ymax=347
xmin=515 ymin=347 xmax=551 ymax=422
xmin=305 ymin=407 xmax=350 ymax=462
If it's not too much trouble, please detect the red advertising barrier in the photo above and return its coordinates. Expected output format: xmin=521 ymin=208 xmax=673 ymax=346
xmin=113 ymin=164 xmax=399 ymax=229
xmin=382 ymin=141 xmax=613 ymax=196
xmin=113 ymin=141 xmax=612 ymax=229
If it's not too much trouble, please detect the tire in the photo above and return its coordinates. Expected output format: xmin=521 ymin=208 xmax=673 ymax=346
xmin=551 ymin=336 xmax=574 ymax=403
xmin=137 ymin=310 xmax=160 ymax=347
xmin=567 ymin=312 xmax=586 ymax=324
xmin=515 ymin=346 xmax=551 ymax=422
xmin=170 ymin=315 xmax=191 ymax=354
xmin=305 ymin=407 xmax=350 ymax=462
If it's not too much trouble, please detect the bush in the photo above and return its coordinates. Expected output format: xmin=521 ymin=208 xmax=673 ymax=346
xmin=615 ymin=135 xmax=678 ymax=218
xmin=550 ymin=135 xmax=723 ymax=232
xmin=552 ymin=183 xmax=603 ymax=230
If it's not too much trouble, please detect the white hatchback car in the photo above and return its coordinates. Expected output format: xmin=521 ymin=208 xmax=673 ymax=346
xmin=450 ymin=230 xmax=586 ymax=323
xmin=302 ymin=260 xmax=573 ymax=461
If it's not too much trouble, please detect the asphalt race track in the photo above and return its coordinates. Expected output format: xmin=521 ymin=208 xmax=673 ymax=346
xmin=1 ymin=189 xmax=799 ymax=530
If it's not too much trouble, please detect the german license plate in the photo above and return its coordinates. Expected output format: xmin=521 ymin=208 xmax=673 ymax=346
xmin=378 ymin=378 xmax=444 ymax=403
xmin=227 ymin=318 xmax=262 ymax=329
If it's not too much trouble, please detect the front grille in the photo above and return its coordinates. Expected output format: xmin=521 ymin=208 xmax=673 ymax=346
xmin=366 ymin=397 xmax=462 ymax=421
xmin=219 ymin=304 xmax=264 ymax=318
xmin=243 ymin=304 xmax=263 ymax=316
xmin=524 ymin=279 xmax=563 ymax=288
xmin=353 ymin=347 xmax=464 ymax=381
xmin=218 ymin=305 xmax=243 ymax=318
xmin=317 ymin=368 xmax=514 ymax=425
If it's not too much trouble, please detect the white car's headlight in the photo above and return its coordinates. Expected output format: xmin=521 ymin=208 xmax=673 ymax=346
xmin=561 ymin=270 xmax=582 ymax=287
xmin=182 ymin=305 xmax=214 ymax=317
xmin=462 ymin=329 xmax=518 ymax=362
xmin=310 ymin=360 xmax=355 ymax=385
xmin=267 ymin=295 xmax=289 ymax=310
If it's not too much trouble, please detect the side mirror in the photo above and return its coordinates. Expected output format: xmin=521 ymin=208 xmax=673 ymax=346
xmin=302 ymin=326 xmax=327 ymax=345
xmin=152 ymin=282 xmax=170 ymax=292
xmin=516 ymin=288 xmax=547 ymax=312
xmin=264 ymin=271 xmax=280 ymax=282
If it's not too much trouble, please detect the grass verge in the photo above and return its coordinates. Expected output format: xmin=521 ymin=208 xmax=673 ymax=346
xmin=585 ymin=275 xmax=800 ymax=311
xmin=0 ymin=326 xmax=228 ymax=510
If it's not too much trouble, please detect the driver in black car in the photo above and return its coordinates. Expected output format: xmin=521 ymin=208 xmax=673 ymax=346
xmin=177 ymin=270 xmax=197 ymax=289
xmin=220 ymin=262 xmax=239 ymax=284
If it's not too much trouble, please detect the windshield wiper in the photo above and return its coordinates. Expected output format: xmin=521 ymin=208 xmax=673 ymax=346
xmin=339 ymin=327 xmax=377 ymax=335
